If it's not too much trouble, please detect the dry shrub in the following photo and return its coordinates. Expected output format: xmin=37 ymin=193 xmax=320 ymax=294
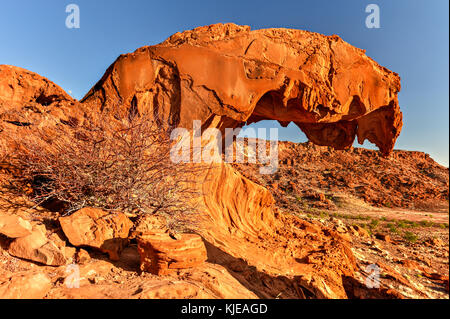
xmin=7 ymin=112 xmax=204 ymax=231
xmin=0 ymin=139 xmax=7 ymax=163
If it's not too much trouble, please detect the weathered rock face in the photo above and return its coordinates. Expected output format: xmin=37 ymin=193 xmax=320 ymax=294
xmin=0 ymin=23 xmax=404 ymax=158
xmin=8 ymin=224 xmax=67 ymax=266
xmin=82 ymin=23 xmax=402 ymax=155
xmin=0 ymin=65 xmax=78 ymax=128
xmin=137 ymin=231 xmax=207 ymax=275
xmin=59 ymin=207 xmax=133 ymax=261
xmin=0 ymin=65 xmax=73 ymax=109
xmin=0 ymin=212 xmax=32 ymax=238
xmin=0 ymin=271 xmax=51 ymax=299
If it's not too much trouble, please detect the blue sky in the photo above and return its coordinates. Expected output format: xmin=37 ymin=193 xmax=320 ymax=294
xmin=0 ymin=0 xmax=448 ymax=166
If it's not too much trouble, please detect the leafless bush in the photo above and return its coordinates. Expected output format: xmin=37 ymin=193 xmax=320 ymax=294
xmin=0 ymin=139 xmax=6 ymax=163
xmin=7 ymin=112 xmax=204 ymax=231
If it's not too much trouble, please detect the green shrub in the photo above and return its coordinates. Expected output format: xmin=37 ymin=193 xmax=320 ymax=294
xmin=403 ymin=231 xmax=418 ymax=243
xmin=386 ymin=223 xmax=398 ymax=233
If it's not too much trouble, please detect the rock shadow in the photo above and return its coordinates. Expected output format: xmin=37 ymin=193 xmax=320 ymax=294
xmin=202 ymin=238 xmax=315 ymax=299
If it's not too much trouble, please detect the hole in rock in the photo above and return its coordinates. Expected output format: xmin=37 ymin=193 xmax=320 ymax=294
xmin=237 ymin=120 xmax=308 ymax=143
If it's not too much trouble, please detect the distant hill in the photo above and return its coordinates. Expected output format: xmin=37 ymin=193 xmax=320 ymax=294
xmin=233 ymin=140 xmax=449 ymax=212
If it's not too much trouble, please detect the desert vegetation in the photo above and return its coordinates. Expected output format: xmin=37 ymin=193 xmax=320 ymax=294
xmin=2 ymin=112 xmax=203 ymax=230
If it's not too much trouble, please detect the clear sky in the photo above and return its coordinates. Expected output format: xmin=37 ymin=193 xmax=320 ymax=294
xmin=1 ymin=0 xmax=448 ymax=166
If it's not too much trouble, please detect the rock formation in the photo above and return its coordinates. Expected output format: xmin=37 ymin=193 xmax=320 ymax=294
xmin=0 ymin=65 xmax=77 ymax=127
xmin=0 ymin=271 xmax=52 ymax=299
xmin=1 ymin=212 xmax=72 ymax=266
xmin=0 ymin=23 xmax=407 ymax=298
xmin=137 ymin=231 xmax=207 ymax=275
xmin=59 ymin=208 xmax=133 ymax=261
xmin=0 ymin=212 xmax=32 ymax=238
xmin=82 ymin=23 xmax=402 ymax=155
xmin=8 ymin=224 xmax=67 ymax=266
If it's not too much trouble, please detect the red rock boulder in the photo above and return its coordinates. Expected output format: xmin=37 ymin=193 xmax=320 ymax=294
xmin=8 ymin=224 xmax=68 ymax=266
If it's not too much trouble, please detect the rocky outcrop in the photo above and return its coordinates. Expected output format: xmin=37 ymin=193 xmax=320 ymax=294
xmin=0 ymin=212 xmax=32 ymax=238
xmin=0 ymin=23 xmax=404 ymax=158
xmin=137 ymin=231 xmax=207 ymax=275
xmin=76 ymin=248 xmax=91 ymax=264
xmin=75 ymin=24 xmax=403 ymax=297
xmin=59 ymin=207 xmax=133 ymax=261
xmin=0 ymin=65 xmax=73 ymax=109
xmin=0 ymin=212 xmax=70 ymax=266
xmin=0 ymin=65 xmax=78 ymax=129
xmin=8 ymin=224 xmax=67 ymax=266
xmin=82 ymin=23 xmax=402 ymax=155
xmin=44 ymin=258 xmax=258 ymax=299
xmin=235 ymin=140 xmax=449 ymax=209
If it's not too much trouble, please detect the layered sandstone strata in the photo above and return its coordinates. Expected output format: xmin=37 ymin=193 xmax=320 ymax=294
xmin=137 ymin=231 xmax=208 ymax=275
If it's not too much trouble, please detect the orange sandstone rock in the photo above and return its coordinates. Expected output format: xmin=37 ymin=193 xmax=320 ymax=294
xmin=8 ymin=224 xmax=68 ymax=266
xmin=0 ymin=271 xmax=51 ymax=299
xmin=0 ymin=65 xmax=73 ymax=109
xmin=59 ymin=207 xmax=133 ymax=261
xmin=0 ymin=212 xmax=32 ymax=238
xmin=82 ymin=23 xmax=402 ymax=155
xmin=375 ymin=233 xmax=391 ymax=243
xmin=76 ymin=248 xmax=91 ymax=264
xmin=0 ymin=64 xmax=77 ymax=128
xmin=0 ymin=24 xmax=405 ymax=298
xmin=137 ymin=231 xmax=207 ymax=275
